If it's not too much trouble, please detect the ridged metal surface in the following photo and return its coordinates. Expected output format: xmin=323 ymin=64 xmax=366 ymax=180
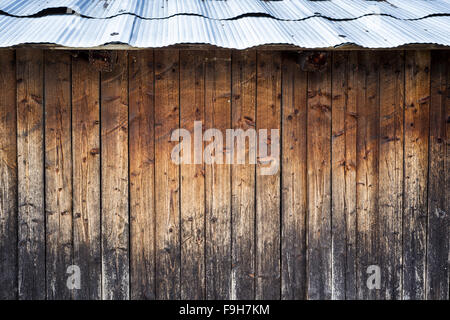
xmin=1 ymin=14 xmax=449 ymax=49
xmin=0 ymin=0 xmax=449 ymax=49
xmin=1 ymin=0 xmax=450 ymax=20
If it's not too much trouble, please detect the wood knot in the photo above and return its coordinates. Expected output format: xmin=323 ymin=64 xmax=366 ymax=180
xmin=300 ymin=52 xmax=328 ymax=72
xmin=90 ymin=148 xmax=100 ymax=156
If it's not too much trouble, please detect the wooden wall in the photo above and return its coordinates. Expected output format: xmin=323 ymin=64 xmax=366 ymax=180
xmin=0 ymin=49 xmax=448 ymax=300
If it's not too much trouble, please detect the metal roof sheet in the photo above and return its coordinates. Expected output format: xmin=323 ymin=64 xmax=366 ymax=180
xmin=0 ymin=0 xmax=449 ymax=49
xmin=1 ymin=14 xmax=449 ymax=49
xmin=1 ymin=0 xmax=450 ymax=20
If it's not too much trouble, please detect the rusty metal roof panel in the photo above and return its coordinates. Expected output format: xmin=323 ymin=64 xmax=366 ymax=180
xmin=1 ymin=13 xmax=449 ymax=49
xmin=1 ymin=0 xmax=450 ymax=20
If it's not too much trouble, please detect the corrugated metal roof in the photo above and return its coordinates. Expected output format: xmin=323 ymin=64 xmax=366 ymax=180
xmin=1 ymin=0 xmax=450 ymax=20
xmin=0 ymin=0 xmax=449 ymax=49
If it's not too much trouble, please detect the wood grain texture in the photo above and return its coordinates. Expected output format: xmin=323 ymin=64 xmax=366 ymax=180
xmin=343 ymin=52 xmax=359 ymax=300
xmin=281 ymin=51 xmax=307 ymax=300
xmin=307 ymin=52 xmax=332 ymax=300
xmin=16 ymin=49 xmax=45 ymax=300
xmin=0 ymin=50 xmax=17 ymax=300
xmin=72 ymin=53 xmax=101 ymax=300
xmin=44 ymin=51 xmax=73 ymax=300
xmin=231 ymin=50 xmax=256 ymax=300
xmin=205 ymin=50 xmax=232 ymax=299
xmin=180 ymin=50 xmax=206 ymax=300
xmin=426 ymin=50 xmax=449 ymax=300
xmin=129 ymin=50 xmax=156 ymax=300
xmin=101 ymin=51 xmax=129 ymax=300
xmin=403 ymin=50 xmax=430 ymax=300
xmin=444 ymin=51 xmax=450 ymax=302
xmin=447 ymin=54 xmax=450 ymax=303
xmin=378 ymin=51 xmax=404 ymax=299
xmin=355 ymin=52 xmax=380 ymax=300
xmin=256 ymin=51 xmax=281 ymax=300
xmin=154 ymin=49 xmax=180 ymax=300
xmin=1 ymin=49 xmax=449 ymax=301
xmin=331 ymin=51 xmax=357 ymax=300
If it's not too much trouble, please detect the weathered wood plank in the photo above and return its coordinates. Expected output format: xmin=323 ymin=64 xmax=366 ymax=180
xmin=129 ymin=50 xmax=156 ymax=300
xmin=281 ymin=51 xmax=307 ymax=300
xmin=205 ymin=50 xmax=232 ymax=299
xmin=331 ymin=51 xmax=357 ymax=300
xmin=231 ymin=50 xmax=256 ymax=300
xmin=445 ymin=51 xmax=450 ymax=302
xmin=16 ymin=49 xmax=45 ymax=300
xmin=403 ymin=50 xmax=430 ymax=300
xmin=307 ymin=52 xmax=332 ymax=300
xmin=0 ymin=50 xmax=17 ymax=300
xmin=44 ymin=51 xmax=73 ymax=300
xmin=343 ymin=52 xmax=359 ymax=300
xmin=180 ymin=50 xmax=206 ymax=300
xmin=72 ymin=52 xmax=101 ymax=300
xmin=426 ymin=50 xmax=449 ymax=300
xmin=256 ymin=51 xmax=281 ymax=300
xmin=447 ymin=53 xmax=450 ymax=303
xmin=101 ymin=51 xmax=129 ymax=300
xmin=154 ymin=49 xmax=180 ymax=300
xmin=4 ymin=48 xmax=450 ymax=301
xmin=378 ymin=51 xmax=404 ymax=300
xmin=355 ymin=52 xmax=381 ymax=300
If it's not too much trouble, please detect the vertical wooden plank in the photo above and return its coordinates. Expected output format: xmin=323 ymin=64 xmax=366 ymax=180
xmin=255 ymin=51 xmax=281 ymax=300
xmin=154 ymin=50 xmax=180 ymax=300
xmin=426 ymin=50 xmax=449 ymax=300
xmin=101 ymin=51 xmax=129 ymax=300
xmin=205 ymin=50 xmax=232 ymax=299
xmin=307 ymin=52 xmax=332 ymax=300
xmin=379 ymin=51 xmax=404 ymax=300
xmin=343 ymin=52 xmax=359 ymax=300
xmin=446 ymin=51 xmax=450 ymax=302
xmin=129 ymin=50 xmax=155 ymax=300
xmin=72 ymin=53 xmax=101 ymax=300
xmin=331 ymin=51 xmax=357 ymax=300
xmin=0 ymin=50 xmax=17 ymax=300
xmin=356 ymin=52 xmax=381 ymax=300
xmin=231 ymin=50 xmax=256 ymax=300
xmin=16 ymin=49 xmax=45 ymax=300
xmin=403 ymin=50 xmax=430 ymax=300
xmin=180 ymin=50 xmax=206 ymax=300
xmin=331 ymin=51 xmax=347 ymax=300
xmin=281 ymin=52 xmax=307 ymax=300
xmin=44 ymin=51 xmax=72 ymax=300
